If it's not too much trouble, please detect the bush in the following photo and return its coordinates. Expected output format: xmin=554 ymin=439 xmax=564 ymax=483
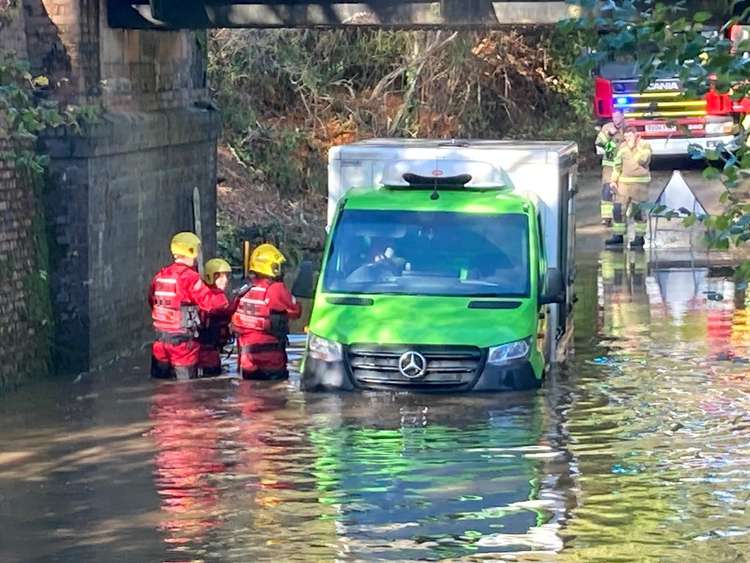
xmin=209 ymin=27 xmax=597 ymax=193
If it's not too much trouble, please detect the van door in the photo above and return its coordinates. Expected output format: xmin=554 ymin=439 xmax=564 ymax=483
xmin=536 ymin=212 xmax=552 ymax=363
xmin=554 ymin=169 xmax=577 ymax=336
xmin=557 ymin=171 xmax=571 ymax=333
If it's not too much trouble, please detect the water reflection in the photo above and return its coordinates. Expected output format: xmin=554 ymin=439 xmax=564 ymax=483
xmin=303 ymin=393 xmax=573 ymax=559
xmin=561 ymin=252 xmax=750 ymax=560
xmin=149 ymin=383 xmax=226 ymax=551
xmin=145 ymin=382 xmax=575 ymax=560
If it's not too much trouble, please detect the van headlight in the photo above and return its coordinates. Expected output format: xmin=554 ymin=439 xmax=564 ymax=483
xmin=487 ymin=338 xmax=531 ymax=365
xmin=307 ymin=334 xmax=343 ymax=362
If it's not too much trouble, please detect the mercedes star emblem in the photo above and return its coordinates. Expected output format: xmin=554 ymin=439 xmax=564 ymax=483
xmin=398 ymin=351 xmax=427 ymax=379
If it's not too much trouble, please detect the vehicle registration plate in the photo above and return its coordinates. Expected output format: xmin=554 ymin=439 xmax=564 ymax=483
xmin=644 ymin=123 xmax=677 ymax=133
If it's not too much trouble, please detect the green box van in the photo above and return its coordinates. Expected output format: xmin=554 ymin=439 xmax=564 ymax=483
xmin=301 ymin=140 xmax=577 ymax=392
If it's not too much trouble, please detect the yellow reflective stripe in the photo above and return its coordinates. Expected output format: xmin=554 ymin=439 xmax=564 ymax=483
xmin=634 ymin=222 xmax=648 ymax=235
xmin=601 ymin=159 xmax=615 ymax=167
xmin=619 ymin=175 xmax=651 ymax=183
xmin=601 ymin=202 xmax=614 ymax=219
xmin=612 ymin=222 xmax=627 ymax=235
xmin=617 ymin=100 xmax=706 ymax=109
xmin=629 ymin=92 xmax=683 ymax=99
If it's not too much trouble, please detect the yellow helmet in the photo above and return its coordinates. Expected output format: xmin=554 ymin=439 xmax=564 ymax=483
xmin=249 ymin=243 xmax=286 ymax=278
xmin=203 ymin=258 xmax=232 ymax=285
xmin=170 ymin=232 xmax=201 ymax=259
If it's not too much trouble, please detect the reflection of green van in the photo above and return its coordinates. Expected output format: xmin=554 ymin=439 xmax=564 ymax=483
xmin=305 ymin=393 xmax=568 ymax=558
xmin=302 ymin=140 xmax=577 ymax=392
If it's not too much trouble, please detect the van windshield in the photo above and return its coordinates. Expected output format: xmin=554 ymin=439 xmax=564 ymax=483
xmin=323 ymin=210 xmax=530 ymax=297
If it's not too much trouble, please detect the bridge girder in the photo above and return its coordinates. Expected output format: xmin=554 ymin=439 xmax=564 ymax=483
xmin=107 ymin=1 xmax=582 ymax=30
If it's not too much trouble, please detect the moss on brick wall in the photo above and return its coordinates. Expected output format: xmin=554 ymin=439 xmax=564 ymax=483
xmin=0 ymin=128 xmax=53 ymax=390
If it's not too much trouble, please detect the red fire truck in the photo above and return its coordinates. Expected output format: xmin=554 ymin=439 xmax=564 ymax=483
xmin=594 ymin=25 xmax=750 ymax=156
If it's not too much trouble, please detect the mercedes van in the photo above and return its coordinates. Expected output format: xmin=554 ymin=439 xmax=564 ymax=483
xmin=301 ymin=140 xmax=577 ymax=392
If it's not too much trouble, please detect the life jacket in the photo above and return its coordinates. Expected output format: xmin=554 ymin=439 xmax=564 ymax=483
xmin=231 ymin=284 xmax=272 ymax=333
xmin=151 ymin=264 xmax=201 ymax=335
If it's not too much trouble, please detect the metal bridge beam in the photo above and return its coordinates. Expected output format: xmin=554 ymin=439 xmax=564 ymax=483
xmin=108 ymin=1 xmax=581 ymax=30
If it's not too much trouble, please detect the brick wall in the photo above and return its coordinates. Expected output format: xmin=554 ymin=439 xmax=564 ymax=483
xmin=0 ymin=127 xmax=51 ymax=387
xmin=24 ymin=1 xmax=76 ymax=100
xmin=0 ymin=4 xmax=50 ymax=388
xmin=44 ymin=109 xmax=220 ymax=370
xmin=98 ymin=24 xmax=208 ymax=111
xmin=3 ymin=0 xmax=220 ymax=375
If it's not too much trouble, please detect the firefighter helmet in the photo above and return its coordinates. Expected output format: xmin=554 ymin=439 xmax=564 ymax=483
xmin=204 ymin=258 xmax=232 ymax=285
xmin=170 ymin=232 xmax=201 ymax=259
xmin=249 ymin=243 xmax=286 ymax=278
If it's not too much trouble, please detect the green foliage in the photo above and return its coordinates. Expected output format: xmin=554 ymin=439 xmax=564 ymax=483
xmin=1 ymin=52 xmax=97 ymax=177
xmin=208 ymin=28 xmax=598 ymax=200
xmin=565 ymin=1 xmax=750 ymax=258
xmin=217 ymin=211 xmax=305 ymax=276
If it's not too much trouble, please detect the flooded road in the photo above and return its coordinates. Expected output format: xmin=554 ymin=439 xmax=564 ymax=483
xmin=3 ymin=250 xmax=750 ymax=561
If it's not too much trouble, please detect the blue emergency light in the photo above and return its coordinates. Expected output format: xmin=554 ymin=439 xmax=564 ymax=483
xmin=616 ymin=96 xmax=630 ymax=106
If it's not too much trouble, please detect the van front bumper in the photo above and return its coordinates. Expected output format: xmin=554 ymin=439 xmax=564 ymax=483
xmin=301 ymin=356 xmax=541 ymax=392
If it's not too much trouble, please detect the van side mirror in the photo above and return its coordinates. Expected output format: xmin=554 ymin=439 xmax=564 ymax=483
xmin=540 ymin=268 xmax=565 ymax=305
xmin=291 ymin=260 xmax=315 ymax=299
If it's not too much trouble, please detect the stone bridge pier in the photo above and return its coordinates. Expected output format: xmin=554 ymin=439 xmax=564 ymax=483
xmin=1 ymin=0 xmax=219 ymax=376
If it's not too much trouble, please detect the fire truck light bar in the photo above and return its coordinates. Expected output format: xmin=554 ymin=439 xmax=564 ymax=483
xmin=615 ymin=101 xmax=707 ymax=109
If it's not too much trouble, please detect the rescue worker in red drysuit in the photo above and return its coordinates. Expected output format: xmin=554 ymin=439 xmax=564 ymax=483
xmin=197 ymin=258 xmax=234 ymax=376
xmin=231 ymin=243 xmax=302 ymax=380
xmin=149 ymin=232 xmax=229 ymax=380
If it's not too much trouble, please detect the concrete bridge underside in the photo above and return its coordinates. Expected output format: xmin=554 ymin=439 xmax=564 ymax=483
xmin=109 ymin=0 xmax=742 ymax=29
xmin=109 ymin=1 xmax=580 ymax=28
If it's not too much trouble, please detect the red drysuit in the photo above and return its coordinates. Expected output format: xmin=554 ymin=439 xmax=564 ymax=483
xmin=231 ymin=276 xmax=302 ymax=379
xmin=149 ymin=262 xmax=229 ymax=378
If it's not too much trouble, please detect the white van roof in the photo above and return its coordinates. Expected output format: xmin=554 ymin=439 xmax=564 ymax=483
xmin=328 ymin=138 xmax=578 ymax=161
xmin=380 ymin=159 xmax=513 ymax=189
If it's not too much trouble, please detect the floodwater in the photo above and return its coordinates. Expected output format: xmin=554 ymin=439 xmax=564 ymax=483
xmin=3 ymin=251 xmax=750 ymax=562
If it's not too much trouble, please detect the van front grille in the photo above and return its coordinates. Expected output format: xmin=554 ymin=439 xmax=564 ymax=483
xmin=346 ymin=344 xmax=484 ymax=388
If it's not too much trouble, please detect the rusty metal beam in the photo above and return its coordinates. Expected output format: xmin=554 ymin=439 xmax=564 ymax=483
xmin=108 ymin=1 xmax=582 ymax=30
